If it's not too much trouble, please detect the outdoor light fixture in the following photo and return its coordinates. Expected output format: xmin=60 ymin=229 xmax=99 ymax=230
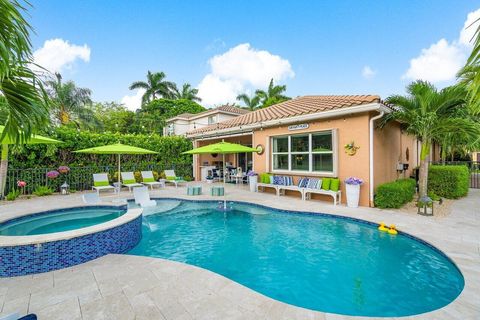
xmin=417 ymin=195 xmax=434 ymax=216
xmin=60 ymin=182 xmax=70 ymax=195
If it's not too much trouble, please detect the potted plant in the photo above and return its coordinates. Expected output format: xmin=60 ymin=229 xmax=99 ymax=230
xmin=344 ymin=177 xmax=363 ymax=208
xmin=206 ymin=175 xmax=214 ymax=184
xmin=247 ymin=170 xmax=258 ymax=192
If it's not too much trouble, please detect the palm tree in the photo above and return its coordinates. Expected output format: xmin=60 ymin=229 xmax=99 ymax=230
xmin=0 ymin=0 xmax=49 ymax=142
xmin=129 ymin=71 xmax=176 ymax=104
xmin=236 ymin=93 xmax=260 ymax=111
xmin=46 ymin=73 xmax=100 ymax=129
xmin=172 ymin=83 xmax=201 ymax=102
xmin=383 ymin=81 xmax=478 ymax=198
xmin=458 ymin=18 xmax=480 ymax=114
xmin=0 ymin=0 xmax=49 ymax=197
xmin=255 ymin=78 xmax=290 ymax=108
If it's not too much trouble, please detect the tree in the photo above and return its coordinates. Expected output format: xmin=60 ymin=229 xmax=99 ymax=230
xmin=172 ymin=83 xmax=201 ymax=102
xmin=129 ymin=71 xmax=176 ymax=104
xmin=458 ymin=18 xmax=480 ymax=114
xmin=46 ymin=73 xmax=100 ymax=130
xmin=89 ymin=102 xmax=135 ymax=133
xmin=0 ymin=0 xmax=50 ymax=197
xmin=236 ymin=93 xmax=260 ymax=111
xmin=255 ymin=78 xmax=290 ymax=108
xmin=133 ymin=99 xmax=206 ymax=134
xmin=383 ymin=81 xmax=478 ymax=198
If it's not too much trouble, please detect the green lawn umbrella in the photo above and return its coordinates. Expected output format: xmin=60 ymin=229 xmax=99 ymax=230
xmin=74 ymin=143 xmax=158 ymax=184
xmin=184 ymin=141 xmax=259 ymax=209
xmin=0 ymin=125 xmax=63 ymax=197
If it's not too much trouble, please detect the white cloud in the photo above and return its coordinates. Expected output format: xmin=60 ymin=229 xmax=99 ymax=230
xmin=33 ymin=38 xmax=90 ymax=74
xmin=403 ymin=8 xmax=480 ymax=83
xmin=121 ymin=89 xmax=145 ymax=111
xmin=361 ymin=66 xmax=376 ymax=79
xmin=198 ymin=43 xmax=294 ymax=106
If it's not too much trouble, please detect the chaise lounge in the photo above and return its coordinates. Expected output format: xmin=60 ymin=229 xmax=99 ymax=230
xmin=164 ymin=170 xmax=187 ymax=188
xmin=92 ymin=173 xmax=116 ymax=195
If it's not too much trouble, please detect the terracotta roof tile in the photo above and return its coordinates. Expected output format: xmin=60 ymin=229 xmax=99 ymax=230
xmin=187 ymin=95 xmax=380 ymax=136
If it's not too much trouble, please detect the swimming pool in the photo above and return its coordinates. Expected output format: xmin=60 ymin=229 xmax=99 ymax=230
xmin=0 ymin=206 xmax=126 ymax=235
xmin=129 ymin=199 xmax=464 ymax=317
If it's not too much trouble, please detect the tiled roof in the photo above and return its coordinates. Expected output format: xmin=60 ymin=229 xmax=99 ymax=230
xmin=215 ymin=104 xmax=250 ymax=115
xmin=175 ymin=113 xmax=194 ymax=119
xmin=186 ymin=95 xmax=381 ymax=136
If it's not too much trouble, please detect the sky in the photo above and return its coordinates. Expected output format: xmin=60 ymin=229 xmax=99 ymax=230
xmin=29 ymin=1 xmax=480 ymax=110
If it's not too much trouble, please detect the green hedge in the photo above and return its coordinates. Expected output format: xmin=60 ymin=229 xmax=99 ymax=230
xmin=8 ymin=127 xmax=193 ymax=169
xmin=374 ymin=179 xmax=416 ymax=209
xmin=428 ymin=165 xmax=469 ymax=199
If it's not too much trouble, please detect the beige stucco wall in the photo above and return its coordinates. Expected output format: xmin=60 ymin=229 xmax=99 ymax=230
xmin=252 ymin=113 xmax=371 ymax=206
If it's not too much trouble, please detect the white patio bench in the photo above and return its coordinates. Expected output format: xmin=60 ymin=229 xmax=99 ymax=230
xmin=303 ymin=188 xmax=342 ymax=206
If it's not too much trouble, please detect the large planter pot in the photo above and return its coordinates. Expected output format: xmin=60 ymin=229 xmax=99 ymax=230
xmin=248 ymin=175 xmax=258 ymax=192
xmin=346 ymin=184 xmax=361 ymax=208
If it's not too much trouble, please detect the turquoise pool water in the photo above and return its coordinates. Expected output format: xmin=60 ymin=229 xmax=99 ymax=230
xmin=129 ymin=200 xmax=464 ymax=317
xmin=0 ymin=207 xmax=126 ymax=236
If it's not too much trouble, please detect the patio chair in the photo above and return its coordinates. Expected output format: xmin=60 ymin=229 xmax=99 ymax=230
xmin=82 ymin=192 xmax=101 ymax=204
xmin=141 ymin=171 xmax=163 ymax=189
xmin=133 ymin=186 xmax=156 ymax=207
xmin=92 ymin=173 xmax=115 ymax=195
xmin=164 ymin=170 xmax=187 ymax=188
xmin=120 ymin=172 xmax=143 ymax=192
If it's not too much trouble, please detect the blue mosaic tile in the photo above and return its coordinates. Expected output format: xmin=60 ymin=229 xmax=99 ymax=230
xmin=0 ymin=214 xmax=141 ymax=277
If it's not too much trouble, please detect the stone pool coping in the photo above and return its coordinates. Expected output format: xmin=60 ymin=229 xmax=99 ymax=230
xmin=0 ymin=186 xmax=478 ymax=319
xmin=0 ymin=207 xmax=142 ymax=247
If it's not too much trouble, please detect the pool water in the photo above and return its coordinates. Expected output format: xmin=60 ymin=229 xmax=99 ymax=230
xmin=0 ymin=207 xmax=126 ymax=236
xmin=129 ymin=200 xmax=464 ymax=317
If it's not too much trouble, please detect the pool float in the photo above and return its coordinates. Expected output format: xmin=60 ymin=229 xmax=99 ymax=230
xmin=378 ymin=222 xmax=388 ymax=232
xmin=388 ymin=224 xmax=398 ymax=235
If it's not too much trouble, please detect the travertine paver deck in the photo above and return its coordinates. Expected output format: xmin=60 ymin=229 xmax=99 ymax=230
xmin=0 ymin=184 xmax=479 ymax=319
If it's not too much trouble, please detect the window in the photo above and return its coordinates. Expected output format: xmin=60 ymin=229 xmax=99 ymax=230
xmin=271 ymin=131 xmax=335 ymax=174
xmin=208 ymin=116 xmax=216 ymax=125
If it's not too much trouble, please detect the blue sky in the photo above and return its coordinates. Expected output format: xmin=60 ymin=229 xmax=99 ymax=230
xmin=30 ymin=1 xmax=479 ymax=109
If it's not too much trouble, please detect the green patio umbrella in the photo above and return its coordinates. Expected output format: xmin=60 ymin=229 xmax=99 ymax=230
xmin=0 ymin=125 xmax=63 ymax=197
xmin=184 ymin=141 xmax=258 ymax=209
xmin=74 ymin=143 xmax=158 ymax=185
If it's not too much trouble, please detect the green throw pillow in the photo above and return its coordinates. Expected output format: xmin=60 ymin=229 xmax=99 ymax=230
xmin=330 ymin=178 xmax=340 ymax=192
xmin=175 ymin=177 xmax=183 ymax=181
xmin=260 ymin=173 xmax=270 ymax=184
xmin=94 ymin=181 xmax=109 ymax=187
xmin=322 ymin=178 xmax=331 ymax=190
xmin=166 ymin=176 xmax=176 ymax=180
xmin=123 ymin=179 xmax=136 ymax=184
xmin=143 ymin=177 xmax=155 ymax=183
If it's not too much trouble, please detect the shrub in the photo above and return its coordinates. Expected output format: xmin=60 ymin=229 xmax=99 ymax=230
xmin=6 ymin=189 xmax=21 ymax=201
xmin=428 ymin=165 xmax=469 ymax=199
xmin=33 ymin=186 xmax=53 ymax=197
xmin=375 ymin=179 xmax=416 ymax=209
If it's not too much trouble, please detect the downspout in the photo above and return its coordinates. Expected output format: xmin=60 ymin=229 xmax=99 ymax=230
xmin=369 ymin=111 xmax=384 ymax=206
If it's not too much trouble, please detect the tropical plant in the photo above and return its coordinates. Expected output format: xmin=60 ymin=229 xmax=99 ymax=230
xmin=236 ymin=93 xmax=261 ymax=111
xmin=6 ymin=189 xmax=20 ymax=201
xmin=89 ymin=102 xmax=135 ymax=133
xmin=129 ymin=71 xmax=176 ymax=104
xmin=255 ymin=78 xmax=290 ymax=108
xmin=46 ymin=73 xmax=100 ymax=129
xmin=458 ymin=18 xmax=480 ymax=114
xmin=383 ymin=81 xmax=478 ymax=198
xmin=172 ymin=83 xmax=201 ymax=102
xmin=33 ymin=185 xmax=53 ymax=196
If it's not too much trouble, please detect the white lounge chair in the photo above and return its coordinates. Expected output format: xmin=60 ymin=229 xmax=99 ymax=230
xmin=164 ymin=170 xmax=186 ymax=188
xmin=82 ymin=192 xmax=101 ymax=204
xmin=92 ymin=173 xmax=115 ymax=195
xmin=121 ymin=172 xmax=143 ymax=192
xmin=133 ymin=186 xmax=157 ymax=207
xmin=141 ymin=171 xmax=163 ymax=189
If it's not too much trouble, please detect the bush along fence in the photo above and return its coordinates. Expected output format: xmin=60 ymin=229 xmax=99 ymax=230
xmin=5 ymin=163 xmax=193 ymax=196
xmin=428 ymin=165 xmax=470 ymax=198
xmin=431 ymin=161 xmax=479 ymax=189
xmin=374 ymin=179 xmax=416 ymax=209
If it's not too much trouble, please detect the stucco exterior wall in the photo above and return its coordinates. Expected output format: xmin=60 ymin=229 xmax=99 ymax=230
xmin=252 ymin=113 xmax=371 ymax=206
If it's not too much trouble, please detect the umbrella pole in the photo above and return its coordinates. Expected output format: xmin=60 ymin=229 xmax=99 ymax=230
xmin=118 ymin=154 xmax=121 ymax=197
xmin=223 ymin=154 xmax=226 ymax=210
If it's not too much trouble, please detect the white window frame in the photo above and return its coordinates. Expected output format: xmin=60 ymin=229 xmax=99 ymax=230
xmin=270 ymin=130 xmax=337 ymax=176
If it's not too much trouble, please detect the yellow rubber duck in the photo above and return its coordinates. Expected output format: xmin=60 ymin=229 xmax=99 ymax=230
xmin=388 ymin=224 xmax=398 ymax=235
xmin=378 ymin=222 xmax=388 ymax=232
